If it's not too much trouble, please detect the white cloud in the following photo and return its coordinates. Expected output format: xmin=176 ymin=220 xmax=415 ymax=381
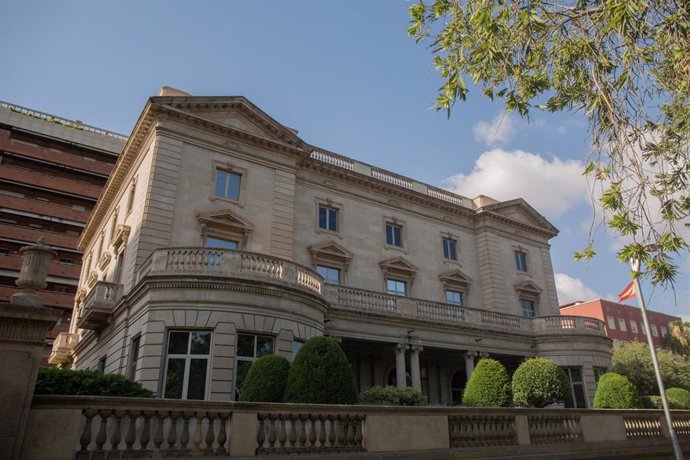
xmin=473 ymin=113 xmax=516 ymax=146
xmin=443 ymin=149 xmax=588 ymax=218
xmin=555 ymin=273 xmax=600 ymax=305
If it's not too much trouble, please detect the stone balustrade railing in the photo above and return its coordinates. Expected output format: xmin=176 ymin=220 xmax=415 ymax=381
xmin=25 ymin=396 xmax=690 ymax=460
xmin=138 ymin=248 xmax=322 ymax=296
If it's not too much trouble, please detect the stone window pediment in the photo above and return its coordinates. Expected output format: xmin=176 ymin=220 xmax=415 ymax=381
xmin=379 ymin=257 xmax=417 ymax=281
xmin=514 ymin=280 xmax=542 ymax=299
xmin=308 ymin=241 xmax=353 ymax=271
xmin=439 ymin=270 xmax=472 ymax=290
xmin=198 ymin=208 xmax=253 ymax=247
xmin=111 ymin=224 xmax=131 ymax=254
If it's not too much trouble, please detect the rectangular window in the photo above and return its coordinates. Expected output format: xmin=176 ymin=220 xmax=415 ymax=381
xmin=163 ymin=331 xmax=212 ymax=400
xmin=445 ymin=289 xmax=463 ymax=305
xmin=206 ymin=237 xmax=238 ymax=250
xmin=520 ymin=299 xmax=535 ymax=318
xmin=127 ymin=335 xmax=141 ymax=380
xmin=442 ymin=238 xmax=457 ymax=260
xmin=651 ymin=325 xmax=658 ymax=337
xmin=593 ymin=367 xmax=608 ymax=383
xmin=618 ymin=318 xmax=627 ymax=332
xmin=316 ymin=265 xmax=340 ymax=284
xmin=386 ymin=279 xmax=407 ymax=297
xmin=292 ymin=340 xmax=304 ymax=361
xmin=515 ymin=251 xmax=528 ymax=272
xmin=235 ymin=333 xmax=274 ymax=400
xmin=660 ymin=326 xmax=667 ymax=337
xmin=97 ymin=356 xmax=107 ymax=374
xmin=563 ymin=367 xmax=587 ymax=408
xmin=214 ymin=170 xmax=241 ymax=201
xmin=318 ymin=205 xmax=338 ymax=232
xmin=385 ymin=223 xmax=403 ymax=247
xmin=606 ymin=316 xmax=616 ymax=330
xmin=630 ymin=321 xmax=639 ymax=334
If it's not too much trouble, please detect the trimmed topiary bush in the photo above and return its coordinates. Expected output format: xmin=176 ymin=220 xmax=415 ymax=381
xmin=512 ymin=358 xmax=571 ymax=408
xmin=666 ymin=388 xmax=690 ymax=409
xmin=641 ymin=395 xmax=685 ymax=409
xmin=462 ymin=358 xmax=511 ymax=407
xmin=35 ymin=367 xmax=154 ymax=397
xmin=239 ymin=354 xmax=290 ymax=402
xmin=593 ymin=373 xmax=642 ymax=408
xmin=284 ymin=336 xmax=356 ymax=404
xmin=358 ymin=386 xmax=426 ymax=406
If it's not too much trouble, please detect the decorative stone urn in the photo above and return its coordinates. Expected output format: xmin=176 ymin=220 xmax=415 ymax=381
xmin=11 ymin=237 xmax=58 ymax=308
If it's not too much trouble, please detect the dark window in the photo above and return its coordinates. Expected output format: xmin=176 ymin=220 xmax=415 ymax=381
xmin=443 ymin=238 xmax=457 ymax=260
xmin=316 ymin=265 xmax=340 ymax=284
xmin=515 ymin=251 xmax=528 ymax=272
xmin=521 ymin=299 xmax=535 ymax=318
xmin=445 ymin=290 xmax=463 ymax=305
xmin=163 ymin=331 xmax=212 ymax=400
xmin=386 ymin=223 xmax=403 ymax=247
xmin=563 ymin=367 xmax=587 ymax=408
xmin=127 ymin=335 xmax=141 ymax=380
xmin=235 ymin=333 xmax=274 ymax=400
xmin=214 ymin=170 xmax=241 ymax=200
xmin=97 ymin=356 xmax=107 ymax=374
xmin=318 ymin=205 xmax=338 ymax=232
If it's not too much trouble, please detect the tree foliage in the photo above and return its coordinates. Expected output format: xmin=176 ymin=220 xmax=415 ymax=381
xmin=612 ymin=341 xmax=690 ymax=395
xmin=512 ymin=357 xmax=571 ymax=408
xmin=35 ymin=367 xmax=154 ymax=397
xmin=358 ymin=386 xmax=426 ymax=406
xmin=593 ymin=372 xmax=642 ymax=408
xmin=239 ymin=354 xmax=290 ymax=402
xmin=409 ymin=0 xmax=690 ymax=285
xmin=284 ymin=336 xmax=357 ymax=405
xmin=665 ymin=320 xmax=690 ymax=355
xmin=462 ymin=358 xmax=512 ymax=407
xmin=665 ymin=387 xmax=690 ymax=409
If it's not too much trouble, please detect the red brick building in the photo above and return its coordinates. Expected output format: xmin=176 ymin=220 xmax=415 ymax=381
xmin=0 ymin=101 xmax=125 ymax=343
xmin=560 ymin=299 xmax=681 ymax=349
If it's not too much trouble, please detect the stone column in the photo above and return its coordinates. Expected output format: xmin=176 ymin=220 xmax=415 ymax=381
xmin=409 ymin=345 xmax=423 ymax=392
xmin=395 ymin=344 xmax=407 ymax=389
xmin=464 ymin=351 xmax=478 ymax=380
xmin=0 ymin=239 xmax=61 ymax=460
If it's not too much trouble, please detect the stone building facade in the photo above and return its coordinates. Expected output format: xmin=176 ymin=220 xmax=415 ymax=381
xmin=51 ymin=88 xmax=611 ymax=407
xmin=0 ymin=101 xmax=124 ymax=344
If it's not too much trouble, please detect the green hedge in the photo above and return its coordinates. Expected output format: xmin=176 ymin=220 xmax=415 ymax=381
xmin=284 ymin=336 xmax=356 ymax=404
xmin=35 ymin=367 xmax=154 ymax=397
xmin=358 ymin=386 xmax=426 ymax=406
xmin=512 ymin=358 xmax=571 ymax=408
xmin=665 ymin=388 xmax=690 ymax=409
xmin=640 ymin=395 xmax=685 ymax=409
xmin=239 ymin=354 xmax=290 ymax=402
xmin=462 ymin=358 xmax=511 ymax=407
xmin=593 ymin=373 xmax=642 ymax=409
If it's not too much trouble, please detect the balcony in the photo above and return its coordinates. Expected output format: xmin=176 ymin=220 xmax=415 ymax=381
xmin=322 ymin=285 xmax=606 ymax=337
xmin=76 ymin=281 xmax=122 ymax=331
xmin=139 ymin=248 xmax=322 ymax=296
xmin=48 ymin=332 xmax=78 ymax=365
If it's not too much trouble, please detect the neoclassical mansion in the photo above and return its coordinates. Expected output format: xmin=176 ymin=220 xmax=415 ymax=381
xmin=49 ymin=88 xmax=611 ymax=407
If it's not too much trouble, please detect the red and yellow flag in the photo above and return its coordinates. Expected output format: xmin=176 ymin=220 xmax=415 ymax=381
xmin=618 ymin=281 xmax=636 ymax=303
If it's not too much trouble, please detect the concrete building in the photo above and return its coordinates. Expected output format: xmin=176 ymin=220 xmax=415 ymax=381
xmin=560 ymin=299 xmax=681 ymax=350
xmin=0 ymin=101 xmax=125 ymax=344
xmin=51 ymin=88 xmax=611 ymax=408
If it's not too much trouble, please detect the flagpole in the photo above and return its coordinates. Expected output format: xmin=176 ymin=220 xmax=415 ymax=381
xmin=630 ymin=259 xmax=683 ymax=460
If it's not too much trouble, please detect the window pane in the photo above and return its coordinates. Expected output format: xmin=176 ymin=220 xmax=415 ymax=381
xmin=168 ymin=331 xmax=189 ymax=354
xmin=215 ymin=170 xmax=227 ymax=197
xmin=190 ymin=331 xmax=211 ymax=355
xmin=256 ymin=336 xmax=274 ymax=357
xmin=328 ymin=208 xmax=337 ymax=231
xmin=319 ymin=206 xmax=327 ymax=229
xmin=187 ymin=359 xmax=208 ymax=400
xmin=387 ymin=279 xmax=406 ymax=296
xmin=215 ymin=170 xmax=240 ymax=200
xmin=393 ymin=226 xmax=401 ymax=246
xmin=227 ymin=173 xmax=240 ymax=199
xmin=569 ymin=367 xmax=582 ymax=382
xmin=386 ymin=224 xmax=393 ymax=245
xmin=235 ymin=360 xmax=253 ymax=398
xmin=316 ymin=265 xmax=340 ymax=284
xmin=206 ymin=237 xmax=238 ymax=250
xmin=573 ymin=384 xmax=587 ymax=408
xmin=237 ymin=334 xmax=255 ymax=357
xmin=292 ymin=341 xmax=303 ymax=360
xmin=521 ymin=299 xmax=535 ymax=317
xmin=446 ymin=290 xmax=462 ymax=305
xmin=164 ymin=358 xmax=185 ymax=399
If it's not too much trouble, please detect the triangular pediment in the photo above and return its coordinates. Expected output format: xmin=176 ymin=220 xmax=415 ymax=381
xmin=514 ymin=280 xmax=542 ymax=295
xmin=479 ymin=199 xmax=558 ymax=236
xmin=308 ymin=241 xmax=353 ymax=261
xmin=379 ymin=257 xmax=418 ymax=275
xmin=198 ymin=208 xmax=254 ymax=232
xmin=439 ymin=269 xmax=472 ymax=287
xmin=155 ymin=96 xmax=305 ymax=147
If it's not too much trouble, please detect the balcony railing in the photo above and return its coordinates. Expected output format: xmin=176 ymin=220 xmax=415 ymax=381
xmin=139 ymin=248 xmax=322 ymax=296
xmin=76 ymin=281 xmax=122 ymax=331
xmin=48 ymin=332 xmax=78 ymax=365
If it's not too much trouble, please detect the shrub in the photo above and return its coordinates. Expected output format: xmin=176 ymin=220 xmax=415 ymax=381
xmin=612 ymin=341 xmax=690 ymax=395
xmin=665 ymin=388 xmax=690 ymax=409
xmin=462 ymin=358 xmax=511 ymax=407
xmin=593 ymin=373 xmax=642 ymax=408
xmin=239 ymin=354 xmax=290 ymax=402
xmin=284 ymin=336 xmax=356 ymax=404
xmin=358 ymin=386 xmax=426 ymax=406
xmin=35 ymin=367 xmax=154 ymax=397
xmin=641 ymin=395 xmax=686 ymax=410
xmin=512 ymin=358 xmax=571 ymax=408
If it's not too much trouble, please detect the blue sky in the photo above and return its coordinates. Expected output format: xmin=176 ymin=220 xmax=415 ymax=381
xmin=2 ymin=0 xmax=687 ymax=319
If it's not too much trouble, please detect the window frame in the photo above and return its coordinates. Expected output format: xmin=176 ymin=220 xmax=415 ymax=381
xmin=209 ymin=162 xmax=247 ymax=206
xmin=442 ymin=237 xmax=458 ymax=261
xmin=317 ymin=204 xmax=339 ymax=233
xmin=606 ymin=316 xmax=617 ymax=330
xmin=386 ymin=278 xmax=407 ymax=297
xmin=617 ymin=317 xmax=628 ymax=332
xmin=214 ymin=169 xmax=242 ymax=201
xmin=445 ymin=289 xmax=464 ymax=306
xmin=385 ymin=222 xmax=404 ymax=248
xmin=563 ymin=366 xmax=587 ymax=408
xmin=315 ymin=264 xmax=341 ymax=285
xmin=205 ymin=236 xmax=239 ymax=250
xmin=127 ymin=334 xmax=141 ymax=380
xmin=520 ymin=298 xmax=536 ymax=318
xmin=162 ymin=330 xmax=213 ymax=400
xmin=630 ymin=321 xmax=639 ymax=334
xmin=514 ymin=249 xmax=528 ymax=272
xmin=234 ymin=333 xmax=275 ymax=400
